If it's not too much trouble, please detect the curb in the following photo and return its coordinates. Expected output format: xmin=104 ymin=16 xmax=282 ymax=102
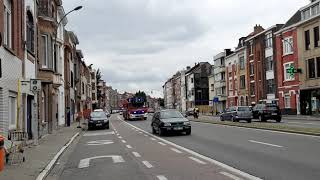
xmin=190 ymin=120 xmax=320 ymax=137
xmin=36 ymin=132 xmax=80 ymax=180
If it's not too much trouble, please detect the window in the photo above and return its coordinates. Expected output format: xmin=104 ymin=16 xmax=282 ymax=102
xmin=239 ymin=56 xmax=245 ymax=70
xmin=82 ymin=82 xmax=85 ymax=94
xmin=314 ymin=26 xmax=319 ymax=48
xmin=71 ymin=72 xmax=74 ymax=87
xmin=221 ymin=87 xmax=226 ymax=95
xmin=9 ymin=93 xmax=17 ymax=129
xmin=211 ymin=84 xmax=214 ymax=91
xmin=220 ymin=57 xmax=225 ymax=66
xmin=4 ymin=0 xmax=12 ymax=48
xmin=308 ymin=58 xmax=316 ymax=78
xmin=26 ymin=11 xmax=34 ymax=53
xmin=284 ymin=94 xmax=291 ymax=108
xmin=191 ymin=88 xmax=194 ymax=96
xmin=240 ymin=75 xmax=246 ymax=89
xmin=191 ymin=78 xmax=194 ymax=83
xmin=266 ymin=56 xmax=273 ymax=71
xmin=283 ymin=37 xmax=293 ymax=55
xmin=250 ymin=63 xmax=254 ymax=75
xmin=41 ymin=35 xmax=48 ymax=68
xmin=221 ymin=72 xmax=225 ymax=81
xmin=317 ymin=57 xmax=320 ymax=78
xmin=265 ymin=33 xmax=273 ymax=48
xmin=305 ymin=30 xmax=310 ymax=50
xmin=249 ymin=41 xmax=253 ymax=55
xmin=311 ymin=4 xmax=319 ymax=16
xmin=229 ymin=80 xmax=233 ymax=90
xmin=250 ymin=83 xmax=255 ymax=95
xmin=284 ymin=62 xmax=295 ymax=81
xmin=267 ymin=79 xmax=276 ymax=94
xmin=228 ymin=72 xmax=232 ymax=78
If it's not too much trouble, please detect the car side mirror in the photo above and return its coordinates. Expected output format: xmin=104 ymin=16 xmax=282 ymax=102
xmin=185 ymin=114 xmax=188 ymax=118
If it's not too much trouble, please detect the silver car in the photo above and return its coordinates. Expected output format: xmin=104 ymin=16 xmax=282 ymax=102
xmin=220 ymin=106 xmax=252 ymax=123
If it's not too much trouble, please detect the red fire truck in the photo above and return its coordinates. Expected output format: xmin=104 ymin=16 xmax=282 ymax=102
xmin=123 ymin=97 xmax=148 ymax=120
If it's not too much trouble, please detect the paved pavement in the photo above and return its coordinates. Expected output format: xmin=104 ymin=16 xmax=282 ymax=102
xmin=48 ymin=115 xmax=257 ymax=180
xmin=127 ymin=114 xmax=320 ymax=180
xmin=0 ymin=123 xmax=81 ymax=180
xmin=194 ymin=115 xmax=320 ymax=129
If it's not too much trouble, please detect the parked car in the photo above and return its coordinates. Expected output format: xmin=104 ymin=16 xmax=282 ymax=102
xmin=252 ymin=104 xmax=282 ymax=122
xmin=220 ymin=106 xmax=252 ymax=123
xmin=185 ymin=108 xmax=194 ymax=116
xmin=151 ymin=110 xmax=191 ymax=136
xmin=88 ymin=111 xmax=109 ymax=130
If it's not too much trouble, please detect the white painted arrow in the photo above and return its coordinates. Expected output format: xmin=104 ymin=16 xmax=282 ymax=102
xmin=86 ymin=140 xmax=114 ymax=146
xmin=83 ymin=131 xmax=115 ymax=137
xmin=78 ymin=155 xmax=125 ymax=169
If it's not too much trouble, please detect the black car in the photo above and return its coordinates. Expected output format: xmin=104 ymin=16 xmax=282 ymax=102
xmin=220 ymin=106 xmax=252 ymax=123
xmin=151 ymin=110 xmax=191 ymax=136
xmin=252 ymin=104 xmax=282 ymax=122
xmin=88 ymin=111 xmax=109 ymax=130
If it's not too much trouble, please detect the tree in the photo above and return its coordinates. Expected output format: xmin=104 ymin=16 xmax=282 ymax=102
xmin=134 ymin=91 xmax=147 ymax=103
xmin=96 ymin=68 xmax=102 ymax=82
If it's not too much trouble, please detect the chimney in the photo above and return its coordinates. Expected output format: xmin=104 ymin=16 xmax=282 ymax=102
xmin=225 ymin=49 xmax=233 ymax=56
xmin=254 ymin=24 xmax=264 ymax=33
xmin=186 ymin=66 xmax=191 ymax=70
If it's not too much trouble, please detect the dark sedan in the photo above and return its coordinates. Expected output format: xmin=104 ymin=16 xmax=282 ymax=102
xmin=88 ymin=111 xmax=109 ymax=130
xmin=151 ymin=110 xmax=191 ymax=136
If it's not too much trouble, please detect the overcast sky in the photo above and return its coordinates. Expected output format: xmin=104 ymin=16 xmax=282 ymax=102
xmin=63 ymin=0 xmax=308 ymax=97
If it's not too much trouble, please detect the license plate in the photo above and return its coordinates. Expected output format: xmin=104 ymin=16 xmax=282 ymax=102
xmin=272 ymin=113 xmax=277 ymax=115
xmin=96 ymin=124 xmax=102 ymax=126
xmin=174 ymin=127 xmax=183 ymax=130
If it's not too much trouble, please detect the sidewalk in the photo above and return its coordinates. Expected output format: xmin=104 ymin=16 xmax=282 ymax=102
xmin=200 ymin=114 xmax=320 ymax=121
xmin=0 ymin=123 xmax=81 ymax=180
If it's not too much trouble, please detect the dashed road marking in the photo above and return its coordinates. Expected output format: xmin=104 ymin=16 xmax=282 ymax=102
xmin=158 ymin=142 xmax=166 ymax=146
xmin=118 ymin=136 xmax=123 ymax=139
xmin=189 ymin=156 xmax=207 ymax=165
xmin=157 ymin=175 xmax=168 ymax=180
xmin=142 ymin=161 xmax=153 ymax=168
xmin=86 ymin=140 xmax=114 ymax=146
xmin=150 ymin=138 xmax=156 ymax=141
xmin=83 ymin=131 xmax=115 ymax=137
xmin=121 ymin=140 xmax=127 ymax=143
xmin=132 ymin=152 xmax=141 ymax=158
xmin=171 ymin=148 xmax=182 ymax=154
xmin=220 ymin=172 xmax=243 ymax=180
xmin=249 ymin=140 xmax=283 ymax=148
xmin=126 ymin=145 xmax=132 ymax=149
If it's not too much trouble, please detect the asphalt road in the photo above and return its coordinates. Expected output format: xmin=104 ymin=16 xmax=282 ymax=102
xmin=126 ymin=114 xmax=320 ymax=180
xmin=47 ymin=115 xmax=254 ymax=180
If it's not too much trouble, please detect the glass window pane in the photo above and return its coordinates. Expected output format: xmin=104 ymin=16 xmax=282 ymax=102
xmin=317 ymin=57 xmax=320 ymax=77
xmin=308 ymin=58 xmax=316 ymax=78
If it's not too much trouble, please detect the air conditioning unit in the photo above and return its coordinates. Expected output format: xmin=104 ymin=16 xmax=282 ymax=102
xmin=30 ymin=79 xmax=41 ymax=92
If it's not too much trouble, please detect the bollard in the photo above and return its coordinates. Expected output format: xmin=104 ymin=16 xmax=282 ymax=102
xmin=0 ymin=135 xmax=5 ymax=171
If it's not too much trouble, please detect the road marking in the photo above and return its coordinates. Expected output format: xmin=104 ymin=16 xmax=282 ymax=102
xmin=121 ymin=119 xmax=262 ymax=180
xmin=144 ymin=134 xmax=148 ymax=137
xmin=83 ymin=131 xmax=115 ymax=137
xmin=189 ymin=156 xmax=207 ymax=165
xmin=150 ymin=138 xmax=156 ymax=141
xmin=78 ymin=155 xmax=125 ymax=169
xmin=36 ymin=132 xmax=80 ymax=180
xmin=249 ymin=140 xmax=283 ymax=148
xmin=126 ymin=145 xmax=132 ymax=149
xmin=121 ymin=140 xmax=127 ymax=143
xmin=118 ymin=136 xmax=123 ymax=139
xmin=139 ymin=132 xmax=143 ymax=134
xmin=132 ymin=152 xmax=141 ymax=158
xmin=171 ymin=148 xmax=182 ymax=154
xmin=158 ymin=142 xmax=166 ymax=146
xmin=220 ymin=172 xmax=243 ymax=180
xmin=142 ymin=161 xmax=153 ymax=168
xmin=157 ymin=175 xmax=168 ymax=180
xmin=87 ymin=140 xmax=114 ymax=146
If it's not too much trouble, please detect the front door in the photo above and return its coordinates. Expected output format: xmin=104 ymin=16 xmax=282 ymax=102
xmin=27 ymin=95 xmax=33 ymax=139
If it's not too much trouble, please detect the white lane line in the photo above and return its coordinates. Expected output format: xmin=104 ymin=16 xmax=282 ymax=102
xmin=126 ymin=145 xmax=132 ymax=149
xmin=121 ymin=140 xmax=127 ymax=143
xmin=189 ymin=156 xmax=207 ymax=165
xmin=132 ymin=152 xmax=141 ymax=158
xmin=158 ymin=142 xmax=166 ymax=146
xmin=142 ymin=161 xmax=153 ymax=168
xmin=139 ymin=132 xmax=143 ymax=134
xmin=171 ymin=148 xmax=182 ymax=154
xmin=118 ymin=136 xmax=123 ymax=139
xmin=122 ymin=120 xmax=262 ymax=180
xmin=157 ymin=175 xmax=168 ymax=180
xmin=150 ymin=138 xmax=156 ymax=141
xmin=249 ymin=140 xmax=283 ymax=148
xmin=220 ymin=172 xmax=243 ymax=180
xmin=144 ymin=134 xmax=148 ymax=137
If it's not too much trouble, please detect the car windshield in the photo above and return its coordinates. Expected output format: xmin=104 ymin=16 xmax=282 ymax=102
xmin=238 ymin=107 xmax=250 ymax=111
xmin=161 ymin=111 xmax=184 ymax=119
xmin=90 ymin=112 xmax=107 ymax=118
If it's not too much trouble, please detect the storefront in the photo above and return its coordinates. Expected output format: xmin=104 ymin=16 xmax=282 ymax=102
xmin=300 ymin=88 xmax=320 ymax=115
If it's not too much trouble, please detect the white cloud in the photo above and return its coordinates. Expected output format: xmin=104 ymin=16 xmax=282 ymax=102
xmin=63 ymin=0 xmax=309 ymax=97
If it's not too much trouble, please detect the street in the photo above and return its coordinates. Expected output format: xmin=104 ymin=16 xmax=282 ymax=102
xmin=47 ymin=114 xmax=320 ymax=180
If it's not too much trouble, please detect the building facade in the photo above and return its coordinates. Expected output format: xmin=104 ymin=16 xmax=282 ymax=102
xmin=235 ymin=37 xmax=248 ymax=106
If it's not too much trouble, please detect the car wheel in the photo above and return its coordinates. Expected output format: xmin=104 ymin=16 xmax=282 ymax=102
xmin=276 ymin=118 xmax=282 ymax=123
xmin=220 ymin=116 xmax=224 ymax=121
xmin=247 ymin=119 xmax=252 ymax=123
xmin=259 ymin=115 xmax=266 ymax=122
xmin=152 ymin=126 xmax=156 ymax=134
xmin=158 ymin=128 xmax=165 ymax=136
xmin=186 ymin=129 xmax=191 ymax=135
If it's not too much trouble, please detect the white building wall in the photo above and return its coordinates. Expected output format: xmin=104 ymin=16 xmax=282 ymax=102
xmin=180 ymin=71 xmax=187 ymax=112
xmin=0 ymin=48 xmax=23 ymax=136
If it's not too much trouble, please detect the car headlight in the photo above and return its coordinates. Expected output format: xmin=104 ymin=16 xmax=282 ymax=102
xmin=164 ymin=122 xmax=171 ymax=127
xmin=104 ymin=119 xmax=109 ymax=123
xmin=183 ymin=121 xmax=191 ymax=126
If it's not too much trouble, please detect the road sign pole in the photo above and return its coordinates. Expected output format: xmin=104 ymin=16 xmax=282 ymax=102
xmin=32 ymin=91 xmax=39 ymax=146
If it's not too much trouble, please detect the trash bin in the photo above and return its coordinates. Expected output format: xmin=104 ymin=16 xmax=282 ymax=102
xmin=0 ymin=135 xmax=5 ymax=171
